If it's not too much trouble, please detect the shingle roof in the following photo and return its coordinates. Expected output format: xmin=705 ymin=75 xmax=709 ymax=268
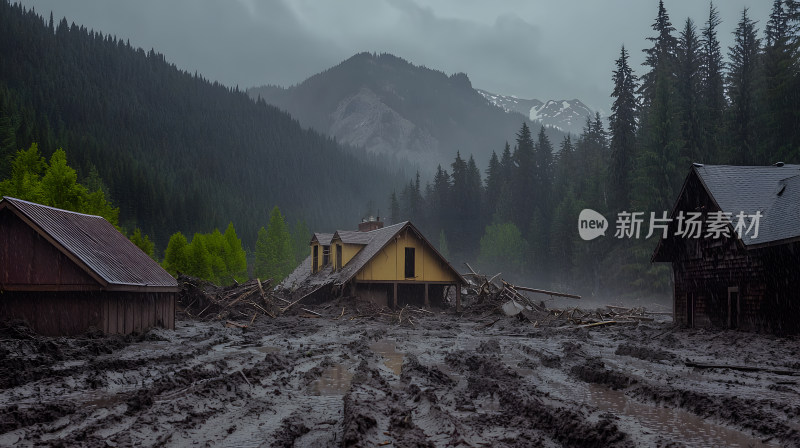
xmin=1 ymin=197 xmax=178 ymax=291
xmin=311 ymin=233 xmax=333 ymax=246
xmin=332 ymin=229 xmax=373 ymax=245
xmin=333 ymin=221 xmax=466 ymax=286
xmin=281 ymin=221 xmax=465 ymax=293
xmin=333 ymin=222 xmax=409 ymax=285
xmin=694 ymin=164 xmax=800 ymax=247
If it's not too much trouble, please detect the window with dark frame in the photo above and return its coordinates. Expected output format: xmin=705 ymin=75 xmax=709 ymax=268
xmin=404 ymin=247 xmax=415 ymax=278
xmin=323 ymin=246 xmax=330 ymax=266
xmin=336 ymin=244 xmax=342 ymax=270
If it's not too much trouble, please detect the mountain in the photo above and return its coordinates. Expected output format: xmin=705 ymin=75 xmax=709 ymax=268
xmin=0 ymin=2 xmax=406 ymax=250
xmin=476 ymin=89 xmax=595 ymax=136
xmin=248 ymin=53 xmax=566 ymax=170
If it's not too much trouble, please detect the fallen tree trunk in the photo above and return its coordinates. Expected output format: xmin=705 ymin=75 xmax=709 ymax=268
xmin=685 ymin=361 xmax=800 ymax=376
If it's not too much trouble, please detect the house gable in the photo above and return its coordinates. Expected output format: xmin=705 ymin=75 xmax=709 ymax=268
xmin=0 ymin=207 xmax=101 ymax=290
xmin=355 ymin=225 xmax=459 ymax=283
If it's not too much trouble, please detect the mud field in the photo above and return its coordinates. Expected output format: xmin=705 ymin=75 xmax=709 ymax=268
xmin=1 ymin=302 xmax=799 ymax=447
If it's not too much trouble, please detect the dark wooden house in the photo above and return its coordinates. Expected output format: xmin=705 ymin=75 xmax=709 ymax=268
xmin=0 ymin=197 xmax=178 ymax=336
xmin=652 ymin=164 xmax=800 ymax=333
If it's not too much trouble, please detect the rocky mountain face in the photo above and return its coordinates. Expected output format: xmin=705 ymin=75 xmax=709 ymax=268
xmin=477 ymin=89 xmax=595 ymax=136
xmin=248 ymin=53 xmax=565 ymax=171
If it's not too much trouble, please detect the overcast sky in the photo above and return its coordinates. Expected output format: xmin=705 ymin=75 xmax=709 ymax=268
xmin=20 ymin=0 xmax=771 ymax=113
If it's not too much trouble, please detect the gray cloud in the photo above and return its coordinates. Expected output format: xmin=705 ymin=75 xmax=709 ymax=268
xmin=19 ymin=0 xmax=772 ymax=112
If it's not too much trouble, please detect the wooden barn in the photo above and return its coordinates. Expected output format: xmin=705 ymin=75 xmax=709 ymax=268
xmin=0 ymin=197 xmax=178 ymax=336
xmin=282 ymin=219 xmax=466 ymax=310
xmin=652 ymin=164 xmax=800 ymax=333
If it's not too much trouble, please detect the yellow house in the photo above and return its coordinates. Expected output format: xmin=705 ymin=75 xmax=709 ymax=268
xmin=291 ymin=220 xmax=465 ymax=310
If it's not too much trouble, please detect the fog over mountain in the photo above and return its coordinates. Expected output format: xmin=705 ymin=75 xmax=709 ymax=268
xmin=17 ymin=0 xmax=770 ymax=114
xmin=249 ymin=53 xmax=567 ymax=171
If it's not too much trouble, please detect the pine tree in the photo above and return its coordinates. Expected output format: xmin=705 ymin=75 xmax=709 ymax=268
xmin=484 ymin=151 xmax=501 ymax=220
xmin=727 ymin=8 xmax=762 ymax=165
xmin=162 ymin=231 xmax=189 ymax=275
xmin=608 ymin=45 xmax=638 ymax=211
xmin=762 ymin=0 xmax=798 ymax=161
xmin=639 ymin=0 xmax=678 ymax=108
xmin=223 ymin=222 xmax=248 ymax=284
xmin=699 ymin=2 xmax=726 ymax=161
xmin=635 ymin=0 xmax=680 ymax=213
xmin=534 ymin=125 xmax=554 ymax=208
xmin=255 ymin=206 xmax=294 ymax=283
xmin=290 ymin=219 xmax=311 ymax=265
xmin=676 ymin=18 xmax=702 ymax=165
xmin=438 ymin=229 xmax=450 ymax=260
xmin=512 ymin=123 xmax=536 ymax=233
xmin=389 ymin=191 xmax=400 ymax=224
xmin=186 ymin=233 xmax=213 ymax=280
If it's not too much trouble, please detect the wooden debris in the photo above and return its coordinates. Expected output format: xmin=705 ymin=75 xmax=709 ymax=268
xmin=177 ymin=275 xmax=280 ymax=322
xmin=686 ymin=361 xmax=800 ymax=376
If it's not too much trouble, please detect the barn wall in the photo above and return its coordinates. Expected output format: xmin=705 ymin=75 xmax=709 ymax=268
xmin=0 ymin=291 xmax=175 ymax=336
xmin=0 ymin=209 xmax=99 ymax=288
xmin=672 ymin=243 xmax=800 ymax=333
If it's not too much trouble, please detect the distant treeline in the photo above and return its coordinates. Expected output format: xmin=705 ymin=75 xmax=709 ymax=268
xmin=0 ymin=1 xmax=407 ymax=253
xmin=391 ymin=1 xmax=800 ymax=296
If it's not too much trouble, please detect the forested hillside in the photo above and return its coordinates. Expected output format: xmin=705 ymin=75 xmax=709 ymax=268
xmin=392 ymin=1 xmax=800 ymax=297
xmin=0 ymin=1 xmax=406 ymax=251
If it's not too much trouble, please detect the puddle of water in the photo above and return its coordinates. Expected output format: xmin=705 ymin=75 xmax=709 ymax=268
xmin=369 ymin=340 xmax=404 ymax=375
xmin=586 ymin=385 xmax=780 ymax=447
xmin=311 ymin=364 xmax=353 ymax=396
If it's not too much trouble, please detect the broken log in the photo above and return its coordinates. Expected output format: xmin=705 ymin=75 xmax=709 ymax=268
xmin=685 ymin=361 xmax=800 ymax=376
xmin=513 ymin=285 xmax=581 ymax=299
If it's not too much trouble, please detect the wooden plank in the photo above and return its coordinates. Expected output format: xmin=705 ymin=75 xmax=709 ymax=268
xmin=512 ymin=284 xmax=581 ymax=300
xmin=393 ymin=282 xmax=398 ymax=309
xmin=424 ymin=283 xmax=430 ymax=308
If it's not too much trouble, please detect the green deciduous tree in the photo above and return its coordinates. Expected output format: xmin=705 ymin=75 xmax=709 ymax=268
xmin=477 ymin=222 xmax=528 ymax=277
xmin=162 ymin=231 xmax=189 ymax=275
xmin=254 ymin=206 xmax=294 ymax=283
xmin=129 ymin=228 xmax=155 ymax=260
xmin=0 ymin=143 xmax=119 ymax=226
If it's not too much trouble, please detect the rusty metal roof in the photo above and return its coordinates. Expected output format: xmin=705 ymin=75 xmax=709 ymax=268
xmin=0 ymin=197 xmax=178 ymax=291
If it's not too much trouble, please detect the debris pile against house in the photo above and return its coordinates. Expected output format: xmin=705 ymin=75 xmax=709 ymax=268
xmin=177 ymin=275 xmax=282 ymax=326
xmin=460 ymin=264 xmax=668 ymax=329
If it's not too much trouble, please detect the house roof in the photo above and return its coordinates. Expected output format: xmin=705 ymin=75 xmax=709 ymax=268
xmin=693 ymin=164 xmax=800 ymax=247
xmin=311 ymin=233 xmax=333 ymax=246
xmin=332 ymin=229 xmax=372 ymax=245
xmin=0 ymin=197 xmax=178 ymax=292
xmin=333 ymin=221 xmax=466 ymax=286
xmin=281 ymin=221 xmax=465 ymax=293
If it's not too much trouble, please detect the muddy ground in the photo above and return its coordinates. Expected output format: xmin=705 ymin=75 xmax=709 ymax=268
xmin=1 ymin=300 xmax=799 ymax=447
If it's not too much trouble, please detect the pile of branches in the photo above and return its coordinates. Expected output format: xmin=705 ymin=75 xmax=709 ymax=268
xmin=320 ymin=299 xmax=435 ymax=327
xmin=177 ymin=275 xmax=286 ymax=326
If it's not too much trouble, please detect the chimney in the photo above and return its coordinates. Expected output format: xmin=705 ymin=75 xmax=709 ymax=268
xmin=358 ymin=215 xmax=384 ymax=232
